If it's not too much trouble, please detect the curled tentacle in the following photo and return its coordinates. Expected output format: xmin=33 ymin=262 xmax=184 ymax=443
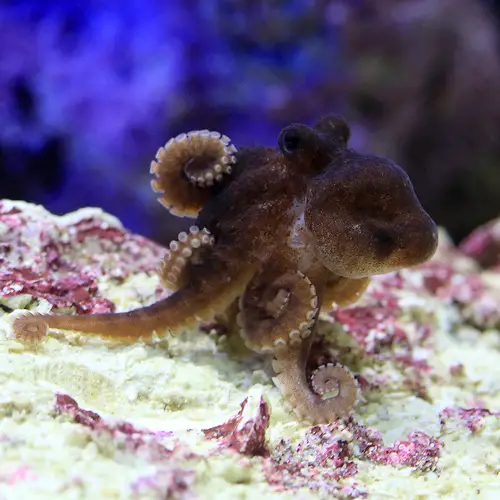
xmin=12 ymin=311 xmax=49 ymax=346
xmin=237 ymin=270 xmax=318 ymax=353
xmin=160 ymin=226 xmax=214 ymax=291
xmin=150 ymin=130 xmax=237 ymax=217
xmin=272 ymin=341 xmax=358 ymax=423
xmin=311 ymin=363 xmax=358 ymax=402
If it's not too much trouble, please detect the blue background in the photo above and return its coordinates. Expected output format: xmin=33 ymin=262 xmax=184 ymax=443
xmin=1 ymin=0 xmax=499 ymax=243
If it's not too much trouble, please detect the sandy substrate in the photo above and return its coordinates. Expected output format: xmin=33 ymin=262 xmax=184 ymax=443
xmin=0 ymin=200 xmax=499 ymax=499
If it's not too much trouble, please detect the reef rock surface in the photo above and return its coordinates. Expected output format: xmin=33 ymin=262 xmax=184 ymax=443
xmin=0 ymin=200 xmax=499 ymax=499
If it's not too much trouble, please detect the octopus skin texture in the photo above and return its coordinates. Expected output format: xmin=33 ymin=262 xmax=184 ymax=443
xmin=13 ymin=115 xmax=438 ymax=424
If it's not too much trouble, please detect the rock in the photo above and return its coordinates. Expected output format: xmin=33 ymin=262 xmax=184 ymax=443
xmin=460 ymin=217 xmax=500 ymax=269
xmin=0 ymin=200 xmax=499 ymax=499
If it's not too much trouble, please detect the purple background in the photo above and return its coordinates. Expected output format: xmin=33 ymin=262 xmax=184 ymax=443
xmin=1 ymin=0 xmax=499 ymax=244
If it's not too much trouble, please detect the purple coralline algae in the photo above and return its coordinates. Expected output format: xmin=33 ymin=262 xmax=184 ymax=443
xmin=460 ymin=218 xmax=500 ymax=270
xmin=440 ymin=407 xmax=500 ymax=434
xmin=203 ymin=396 xmax=271 ymax=457
xmin=55 ymin=394 xmax=196 ymax=498
xmin=0 ymin=201 xmax=166 ymax=313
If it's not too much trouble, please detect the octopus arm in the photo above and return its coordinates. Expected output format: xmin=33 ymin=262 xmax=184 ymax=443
xmin=150 ymin=130 xmax=237 ymax=217
xmin=321 ymin=275 xmax=371 ymax=310
xmin=238 ymin=268 xmax=358 ymax=423
xmin=13 ymin=251 xmax=255 ymax=345
xmin=237 ymin=270 xmax=318 ymax=352
xmin=272 ymin=339 xmax=358 ymax=424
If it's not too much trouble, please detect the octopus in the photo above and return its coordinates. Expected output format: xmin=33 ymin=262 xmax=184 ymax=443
xmin=13 ymin=115 xmax=438 ymax=423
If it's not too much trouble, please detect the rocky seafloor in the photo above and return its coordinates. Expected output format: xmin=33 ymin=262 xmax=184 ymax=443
xmin=0 ymin=200 xmax=499 ymax=499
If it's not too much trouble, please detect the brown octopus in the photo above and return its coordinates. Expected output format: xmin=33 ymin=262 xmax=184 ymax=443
xmin=13 ymin=115 xmax=438 ymax=423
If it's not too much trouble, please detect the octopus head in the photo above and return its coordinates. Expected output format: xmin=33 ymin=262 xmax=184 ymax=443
xmin=304 ymin=148 xmax=438 ymax=278
xmin=278 ymin=115 xmax=351 ymax=172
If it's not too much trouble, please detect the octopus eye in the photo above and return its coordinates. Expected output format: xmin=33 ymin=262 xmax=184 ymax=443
xmin=278 ymin=125 xmax=310 ymax=155
xmin=282 ymin=131 xmax=301 ymax=153
xmin=373 ymin=227 xmax=397 ymax=257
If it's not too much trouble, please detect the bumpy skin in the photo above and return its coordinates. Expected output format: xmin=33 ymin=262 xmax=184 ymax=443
xmin=13 ymin=116 xmax=438 ymax=424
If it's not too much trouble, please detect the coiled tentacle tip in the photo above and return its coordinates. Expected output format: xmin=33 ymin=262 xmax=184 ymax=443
xmin=238 ymin=270 xmax=318 ymax=352
xmin=12 ymin=313 xmax=49 ymax=346
xmin=150 ymin=130 xmax=237 ymax=217
xmin=311 ymin=362 xmax=358 ymax=410
xmin=182 ymin=130 xmax=236 ymax=187
xmin=160 ymin=226 xmax=215 ymax=291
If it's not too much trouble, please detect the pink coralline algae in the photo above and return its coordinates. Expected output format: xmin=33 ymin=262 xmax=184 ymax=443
xmin=329 ymin=274 xmax=432 ymax=400
xmin=420 ymin=263 xmax=488 ymax=306
xmin=460 ymin=217 xmax=500 ymax=269
xmin=265 ymin=420 xmax=441 ymax=497
xmin=419 ymin=262 xmax=499 ymax=329
xmin=55 ymin=394 xmax=196 ymax=498
xmin=266 ymin=423 xmax=363 ymax=497
xmin=440 ymin=407 xmax=500 ymax=434
xmin=130 ymin=469 xmax=195 ymax=499
xmin=353 ymin=424 xmax=441 ymax=471
xmin=272 ymin=423 xmax=357 ymax=477
xmin=333 ymin=304 xmax=409 ymax=357
xmin=0 ymin=201 xmax=166 ymax=313
xmin=330 ymin=268 xmax=429 ymax=361
xmin=203 ymin=397 xmax=271 ymax=457
xmin=0 ymin=269 xmax=114 ymax=314
xmin=0 ymin=466 xmax=39 ymax=486
xmin=204 ymin=403 xmax=439 ymax=496
xmin=55 ymin=394 xmax=102 ymax=429
xmin=55 ymin=394 xmax=188 ymax=462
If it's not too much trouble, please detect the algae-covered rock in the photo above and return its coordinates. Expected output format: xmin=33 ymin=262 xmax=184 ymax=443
xmin=0 ymin=200 xmax=499 ymax=499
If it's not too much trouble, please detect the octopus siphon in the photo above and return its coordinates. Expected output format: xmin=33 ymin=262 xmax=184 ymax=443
xmin=13 ymin=115 xmax=438 ymax=423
